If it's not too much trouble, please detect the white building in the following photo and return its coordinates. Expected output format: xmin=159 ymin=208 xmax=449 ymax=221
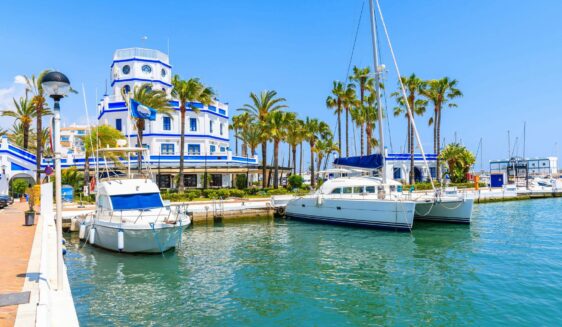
xmin=97 ymin=48 xmax=230 ymax=157
xmin=60 ymin=124 xmax=89 ymax=154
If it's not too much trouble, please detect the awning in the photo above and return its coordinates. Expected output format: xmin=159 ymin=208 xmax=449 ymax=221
xmin=333 ymin=154 xmax=383 ymax=169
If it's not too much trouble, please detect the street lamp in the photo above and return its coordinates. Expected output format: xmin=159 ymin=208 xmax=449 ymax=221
xmin=42 ymin=71 xmax=70 ymax=291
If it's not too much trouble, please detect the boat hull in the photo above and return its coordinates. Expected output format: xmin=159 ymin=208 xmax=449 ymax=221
xmin=84 ymin=221 xmax=189 ymax=253
xmin=285 ymin=196 xmax=416 ymax=231
xmin=414 ymin=198 xmax=474 ymax=224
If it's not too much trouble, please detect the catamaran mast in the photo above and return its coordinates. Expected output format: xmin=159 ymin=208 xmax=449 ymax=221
xmin=368 ymin=0 xmax=387 ymax=184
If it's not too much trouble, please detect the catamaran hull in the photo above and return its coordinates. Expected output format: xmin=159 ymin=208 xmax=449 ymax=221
xmin=84 ymin=221 xmax=189 ymax=253
xmin=414 ymin=198 xmax=474 ymax=224
xmin=285 ymin=197 xmax=416 ymax=231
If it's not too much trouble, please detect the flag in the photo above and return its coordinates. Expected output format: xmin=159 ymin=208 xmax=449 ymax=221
xmin=130 ymin=99 xmax=157 ymax=121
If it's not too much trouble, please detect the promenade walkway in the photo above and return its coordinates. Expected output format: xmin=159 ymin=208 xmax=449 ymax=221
xmin=0 ymin=202 xmax=36 ymax=327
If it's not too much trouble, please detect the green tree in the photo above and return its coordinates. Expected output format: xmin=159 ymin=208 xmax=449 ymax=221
xmin=61 ymin=167 xmax=84 ymax=194
xmin=172 ymin=75 xmax=214 ymax=191
xmin=239 ymin=90 xmax=287 ymax=188
xmin=123 ymin=84 xmax=173 ymax=170
xmin=285 ymin=116 xmax=305 ymax=175
xmin=439 ymin=143 xmax=475 ymax=183
xmin=315 ymin=135 xmax=339 ymax=172
xmin=422 ymin=77 xmax=463 ymax=181
xmin=326 ymin=81 xmax=345 ymax=157
xmin=2 ymin=95 xmax=36 ymax=149
xmin=341 ymin=84 xmax=357 ymax=157
xmin=267 ymin=111 xmax=291 ymax=188
xmin=350 ymin=66 xmax=373 ymax=156
xmin=81 ymin=125 xmax=125 ymax=191
xmin=392 ymin=74 xmax=427 ymax=184
xmin=303 ymin=117 xmax=331 ymax=188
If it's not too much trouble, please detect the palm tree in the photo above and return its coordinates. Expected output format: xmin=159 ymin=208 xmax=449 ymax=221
xmin=2 ymin=95 xmax=36 ymax=149
xmin=25 ymin=70 xmax=53 ymax=182
xmin=237 ymin=119 xmax=261 ymax=157
xmin=364 ymin=79 xmax=383 ymax=155
xmin=304 ymin=117 xmax=331 ymax=188
xmin=351 ymin=103 xmax=367 ymax=156
xmin=172 ymin=75 xmax=214 ymax=191
xmin=341 ymin=84 xmax=357 ymax=157
xmin=315 ymin=135 xmax=339 ymax=172
xmin=285 ymin=116 xmax=305 ymax=175
xmin=267 ymin=111 xmax=291 ymax=188
xmin=422 ymin=77 xmax=463 ymax=181
xmin=350 ymin=66 xmax=373 ymax=155
xmin=239 ymin=90 xmax=287 ymax=188
xmin=326 ymin=81 xmax=345 ymax=156
xmin=8 ymin=122 xmax=33 ymax=149
xmin=124 ymin=84 xmax=173 ymax=170
xmin=439 ymin=143 xmax=475 ymax=183
xmin=392 ymin=74 xmax=427 ymax=184
xmin=81 ymin=125 xmax=125 ymax=192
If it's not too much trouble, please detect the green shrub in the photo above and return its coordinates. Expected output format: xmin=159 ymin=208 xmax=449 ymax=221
xmin=229 ymin=189 xmax=246 ymax=198
xmin=216 ymin=189 xmax=231 ymax=199
xmin=206 ymin=191 xmax=218 ymax=199
xmin=288 ymin=175 xmax=304 ymax=189
xmin=235 ymin=174 xmax=248 ymax=189
xmin=268 ymin=188 xmax=289 ymax=195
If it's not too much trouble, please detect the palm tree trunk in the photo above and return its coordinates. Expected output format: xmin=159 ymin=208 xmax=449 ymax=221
xmin=261 ymin=142 xmax=267 ymax=188
xmin=408 ymin=117 xmax=414 ymax=184
xmin=436 ymin=107 xmax=442 ymax=182
xmin=178 ymin=106 xmax=186 ymax=191
xmin=360 ymin=123 xmax=364 ymax=156
xmin=137 ymin=119 xmax=144 ymax=173
xmin=310 ymin=142 xmax=315 ymax=188
xmin=337 ymin=109 xmax=342 ymax=157
xmin=287 ymin=143 xmax=291 ymax=175
xmin=323 ymin=152 xmax=330 ymax=170
xmin=292 ymin=145 xmax=297 ymax=175
xmin=345 ymin=108 xmax=349 ymax=157
xmin=36 ymin=109 xmax=42 ymax=183
xmin=234 ymin=127 xmax=238 ymax=156
xmin=366 ymin=123 xmax=372 ymax=156
xmin=299 ymin=142 xmax=303 ymax=175
xmin=23 ymin=124 xmax=29 ymax=149
xmin=273 ymin=140 xmax=279 ymax=189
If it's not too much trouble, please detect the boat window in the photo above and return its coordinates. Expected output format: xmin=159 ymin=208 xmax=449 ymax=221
xmin=389 ymin=185 xmax=396 ymax=192
xmin=342 ymin=187 xmax=353 ymax=194
xmin=98 ymin=195 xmax=111 ymax=209
xmin=353 ymin=186 xmax=363 ymax=193
xmin=331 ymin=188 xmax=341 ymax=194
xmin=110 ymin=193 xmax=163 ymax=210
xmin=365 ymin=186 xmax=376 ymax=193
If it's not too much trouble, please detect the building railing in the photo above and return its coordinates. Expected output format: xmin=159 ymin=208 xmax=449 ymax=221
xmin=113 ymin=48 xmax=169 ymax=63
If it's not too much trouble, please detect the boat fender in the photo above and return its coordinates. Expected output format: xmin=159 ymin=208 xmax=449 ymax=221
xmin=277 ymin=206 xmax=286 ymax=216
xmin=317 ymin=196 xmax=324 ymax=207
xmin=117 ymin=229 xmax=124 ymax=252
xmin=89 ymin=228 xmax=96 ymax=245
xmin=79 ymin=223 xmax=86 ymax=240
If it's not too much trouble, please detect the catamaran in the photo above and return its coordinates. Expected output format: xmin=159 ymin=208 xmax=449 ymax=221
xmin=80 ymin=146 xmax=190 ymax=253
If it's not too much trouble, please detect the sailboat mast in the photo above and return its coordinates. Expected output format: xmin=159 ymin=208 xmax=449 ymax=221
xmin=368 ymin=0 xmax=387 ymax=184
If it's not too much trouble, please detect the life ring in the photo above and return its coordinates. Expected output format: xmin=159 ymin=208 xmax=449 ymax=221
xmin=277 ymin=207 xmax=286 ymax=216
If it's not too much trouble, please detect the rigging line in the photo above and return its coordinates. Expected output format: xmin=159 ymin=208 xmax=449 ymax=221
xmin=375 ymin=0 xmax=435 ymax=190
xmin=374 ymin=10 xmax=394 ymax=153
xmin=344 ymin=0 xmax=366 ymax=84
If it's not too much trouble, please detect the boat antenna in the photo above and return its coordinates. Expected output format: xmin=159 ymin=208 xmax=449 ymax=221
xmin=368 ymin=0 xmax=387 ymax=184
xmin=374 ymin=0 xmax=435 ymax=189
xmin=523 ymin=121 xmax=526 ymax=159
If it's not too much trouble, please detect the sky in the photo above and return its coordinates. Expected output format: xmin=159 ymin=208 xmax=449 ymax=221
xmin=1 ymin=0 xmax=561 ymax=170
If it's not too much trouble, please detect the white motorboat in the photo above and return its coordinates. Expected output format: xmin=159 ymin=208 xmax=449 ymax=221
xmin=81 ymin=147 xmax=190 ymax=253
xmin=285 ymin=177 xmax=417 ymax=231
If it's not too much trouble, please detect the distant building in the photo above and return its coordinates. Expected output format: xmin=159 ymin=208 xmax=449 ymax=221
xmin=60 ymin=124 xmax=89 ymax=154
xmin=490 ymin=157 xmax=558 ymax=176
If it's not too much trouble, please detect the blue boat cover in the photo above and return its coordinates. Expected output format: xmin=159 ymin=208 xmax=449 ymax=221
xmin=333 ymin=154 xmax=383 ymax=169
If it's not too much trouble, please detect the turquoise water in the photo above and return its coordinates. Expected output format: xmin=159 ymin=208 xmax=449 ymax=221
xmin=65 ymin=198 xmax=562 ymax=326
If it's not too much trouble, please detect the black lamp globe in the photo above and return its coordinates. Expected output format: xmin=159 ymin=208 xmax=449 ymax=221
xmin=41 ymin=71 xmax=70 ymax=100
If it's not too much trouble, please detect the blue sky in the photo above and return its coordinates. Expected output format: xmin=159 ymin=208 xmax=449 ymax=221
xmin=1 ymin=0 xmax=561 ymax=170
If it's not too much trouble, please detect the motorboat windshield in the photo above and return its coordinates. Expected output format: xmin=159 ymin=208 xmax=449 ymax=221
xmin=110 ymin=192 xmax=163 ymax=210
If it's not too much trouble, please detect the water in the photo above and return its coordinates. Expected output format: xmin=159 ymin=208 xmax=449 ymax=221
xmin=65 ymin=198 xmax=562 ymax=326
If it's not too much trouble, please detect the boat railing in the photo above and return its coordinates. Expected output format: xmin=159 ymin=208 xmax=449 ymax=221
xmin=99 ymin=205 xmax=188 ymax=225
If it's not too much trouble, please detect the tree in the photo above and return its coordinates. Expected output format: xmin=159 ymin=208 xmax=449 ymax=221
xmin=81 ymin=125 xmax=125 ymax=191
xmin=341 ymin=84 xmax=357 ymax=157
xmin=231 ymin=112 xmax=252 ymax=157
xmin=239 ymin=90 xmax=287 ymax=188
xmin=237 ymin=119 xmax=261 ymax=157
xmin=25 ymin=70 xmax=53 ymax=183
xmin=267 ymin=111 xmax=291 ymax=188
xmin=350 ymin=66 xmax=374 ymax=156
xmin=2 ymin=95 xmax=36 ymax=149
xmin=326 ymin=81 xmax=345 ymax=157
xmin=422 ymin=77 xmax=462 ymax=181
xmin=315 ymin=135 xmax=339 ymax=172
xmin=392 ymin=74 xmax=427 ymax=184
xmin=303 ymin=117 xmax=331 ymax=188
xmin=439 ymin=143 xmax=475 ymax=183
xmin=124 ymin=84 xmax=173 ymax=170
xmin=172 ymin=75 xmax=214 ymax=191
xmin=285 ymin=116 xmax=305 ymax=175
xmin=364 ymin=79 xmax=383 ymax=155
xmin=351 ymin=103 xmax=367 ymax=156
xmin=8 ymin=123 xmax=33 ymax=149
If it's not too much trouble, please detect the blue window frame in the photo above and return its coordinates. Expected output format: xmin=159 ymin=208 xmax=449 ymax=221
xmin=220 ymin=146 xmax=226 ymax=152
xmin=61 ymin=136 xmax=70 ymax=141
xmin=430 ymin=167 xmax=436 ymax=178
xmin=220 ymin=123 xmax=224 ymax=135
xmin=209 ymin=121 xmax=214 ymax=133
xmin=187 ymin=144 xmax=200 ymax=154
xmin=393 ymin=167 xmax=401 ymax=179
xmin=210 ymin=145 xmax=216 ymax=153
xmin=110 ymin=193 xmax=163 ymax=210
xmin=189 ymin=118 xmax=197 ymax=131
xmin=161 ymin=143 xmax=174 ymax=155
xmin=162 ymin=116 xmax=171 ymax=131
xmin=219 ymin=109 xmax=226 ymax=115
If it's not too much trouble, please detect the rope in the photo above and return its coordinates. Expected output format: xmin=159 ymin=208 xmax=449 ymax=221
xmin=149 ymin=222 xmax=165 ymax=257
xmin=374 ymin=0 xmax=435 ymax=190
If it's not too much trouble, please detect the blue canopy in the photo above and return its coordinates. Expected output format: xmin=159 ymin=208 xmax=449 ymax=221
xmin=333 ymin=154 xmax=383 ymax=169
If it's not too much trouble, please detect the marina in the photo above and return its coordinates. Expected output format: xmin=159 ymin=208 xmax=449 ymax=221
xmin=1 ymin=0 xmax=562 ymax=325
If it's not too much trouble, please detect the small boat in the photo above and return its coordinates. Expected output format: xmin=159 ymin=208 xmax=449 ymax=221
xmin=285 ymin=177 xmax=417 ymax=231
xmin=81 ymin=147 xmax=190 ymax=253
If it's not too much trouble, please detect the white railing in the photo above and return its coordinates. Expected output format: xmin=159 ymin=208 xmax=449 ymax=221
xmin=113 ymin=48 xmax=169 ymax=63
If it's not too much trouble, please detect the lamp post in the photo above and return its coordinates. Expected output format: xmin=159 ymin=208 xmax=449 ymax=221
xmin=42 ymin=71 xmax=70 ymax=291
